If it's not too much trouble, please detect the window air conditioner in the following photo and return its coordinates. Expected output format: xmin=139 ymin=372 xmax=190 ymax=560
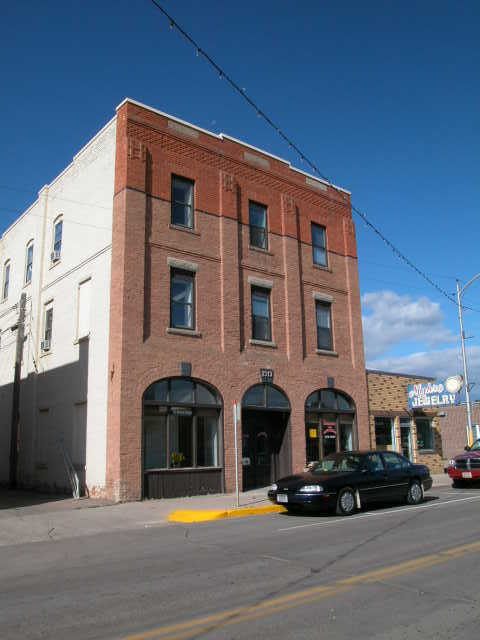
xmin=51 ymin=250 xmax=61 ymax=262
xmin=41 ymin=339 xmax=51 ymax=351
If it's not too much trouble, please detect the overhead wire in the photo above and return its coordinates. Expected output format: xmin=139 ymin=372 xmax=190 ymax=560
xmin=149 ymin=1 xmax=478 ymax=312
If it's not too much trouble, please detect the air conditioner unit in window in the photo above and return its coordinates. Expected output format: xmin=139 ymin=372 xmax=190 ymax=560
xmin=40 ymin=339 xmax=51 ymax=351
xmin=51 ymin=250 xmax=61 ymax=262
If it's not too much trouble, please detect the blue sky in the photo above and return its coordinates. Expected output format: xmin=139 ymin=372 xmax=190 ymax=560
xmin=1 ymin=1 xmax=479 ymax=393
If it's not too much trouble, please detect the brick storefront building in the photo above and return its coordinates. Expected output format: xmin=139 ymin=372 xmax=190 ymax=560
xmin=106 ymin=99 xmax=369 ymax=501
xmin=1 ymin=98 xmax=369 ymax=500
xmin=366 ymin=370 xmax=445 ymax=473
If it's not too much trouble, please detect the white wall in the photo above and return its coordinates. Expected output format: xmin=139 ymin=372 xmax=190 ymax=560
xmin=0 ymin=117 xmax=116 ymax=494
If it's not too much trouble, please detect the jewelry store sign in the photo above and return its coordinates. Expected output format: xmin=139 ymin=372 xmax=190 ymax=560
xmin=408 ymin=375 xmax=463 ymax=409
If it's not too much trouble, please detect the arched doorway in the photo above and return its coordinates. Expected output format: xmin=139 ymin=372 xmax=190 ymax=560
xmin=143 ymin=377 xmax=223 ymax=498
xmin=241 ymin=384 xmax=291 ymax=490
xmin=305 ymin=389 xmax=357 ymax=463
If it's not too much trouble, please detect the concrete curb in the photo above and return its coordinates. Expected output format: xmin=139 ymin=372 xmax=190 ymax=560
xmin=168 ymin=504 xmax=286 ymax=523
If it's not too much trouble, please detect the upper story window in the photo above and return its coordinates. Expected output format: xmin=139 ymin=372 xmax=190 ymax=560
xmin=251 ymin=286 xmax=272 ymax=341
xmin=316 ymin=300 xmax=333 ymax=350
xmin=249 ymin=202 xmax=268 ymax=250
xmin=51 ymin=217 xmax=63 ymax=263
xmin=312 ymin=223 xmax=327 ymax=266
xmin=25 ymin=241 xmax=34 ymax=285
xmin=42 ymin=304 xmax=53 ymax=351
xmin=171 ymin=176 xmax=194 ymax=229
xmin=170 ymin=269 xmax=195 ymax=330
xmin=2 ymin=261 xmax=10 ymax=300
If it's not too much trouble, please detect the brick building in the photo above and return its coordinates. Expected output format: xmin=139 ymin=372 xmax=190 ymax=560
xmin=437 ymin=403 xmax=480 ymax=461
xmin=366 ymin=370 xmax=445 ymax=473
xmin=1 ymin=98 xmax=369 ymax=501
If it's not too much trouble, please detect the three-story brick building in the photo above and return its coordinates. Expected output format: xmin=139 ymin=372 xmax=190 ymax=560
xmin=1 ymin=99 xmax=369 ymax=501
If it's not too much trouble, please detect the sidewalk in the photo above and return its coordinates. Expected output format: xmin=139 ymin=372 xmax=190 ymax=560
xmin=0 ymin=474 xmax=452 ymax=547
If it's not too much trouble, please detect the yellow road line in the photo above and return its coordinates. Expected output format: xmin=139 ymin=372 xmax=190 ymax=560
xmin=124 ymin=539 xmax=480 ymax=640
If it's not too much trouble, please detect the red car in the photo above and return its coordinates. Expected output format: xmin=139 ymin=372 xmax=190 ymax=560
xmin=447 ymin=438 xmax=480 ymax=486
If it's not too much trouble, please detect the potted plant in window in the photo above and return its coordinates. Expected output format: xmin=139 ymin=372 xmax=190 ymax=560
xmin=171 ymin=452 xmax=185 ymax=468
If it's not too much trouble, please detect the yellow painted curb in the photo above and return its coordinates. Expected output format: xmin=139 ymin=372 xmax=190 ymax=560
xmin=168 ymin=504 xmax=287 ymax=523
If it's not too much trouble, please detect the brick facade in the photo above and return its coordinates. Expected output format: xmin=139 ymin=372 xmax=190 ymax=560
xmin=106 ymin=99 xmax=369 ymax=501
xmin=366 ymin=370 xmax=445 ymax=473
xmin=437 ymin=403 xmax=480 ymax=460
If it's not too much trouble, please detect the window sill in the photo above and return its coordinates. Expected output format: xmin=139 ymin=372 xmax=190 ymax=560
xmin=249 ymin=245 xmax=273 ymax=256
xmin=73 ymin=334 xmax=90 ymax=345
xmin=417 ymin=449 xmax=435 ymax=454
xmin=315 ymin=349 xmax=338 ymax=357
xmin=145 ymin=466 xmax=222 ymax=473
xmin=169 ymin=223 xmax=200 ymax=236
xmin=249 ymin=338 xmax=277 ymax=348
xmin=23 ymin=281 xmax=32 ymax=290
xmin=40 ymin=350 xmax=53 ymax=358
xmin=313 ymin=263 xmax=332 ymax=273
xmin=49 ymin=260 xmax=61 ymax=270
xmin=167 ymin=327 xmax=202 ymax=338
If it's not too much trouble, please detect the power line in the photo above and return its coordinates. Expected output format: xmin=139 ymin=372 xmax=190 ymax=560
xmin=149 ymin=1 xmax=472 ymax=311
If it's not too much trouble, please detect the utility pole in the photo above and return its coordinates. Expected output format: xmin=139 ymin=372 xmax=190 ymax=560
xmin=456 ymin=275 xmax=480 ymax=447
xmin=9 ymin=293 xmax=26 ymax=489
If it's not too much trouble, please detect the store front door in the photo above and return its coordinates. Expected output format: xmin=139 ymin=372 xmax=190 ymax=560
xmin=400 ymin=418 xmax=413 ymax=461
xmin=241 ymin=385 xmax=291 ymax=491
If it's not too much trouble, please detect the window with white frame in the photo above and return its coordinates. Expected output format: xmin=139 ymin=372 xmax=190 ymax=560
xmin=25 ymin=241 xmax=34 ymax=285
xmin=312 ymin=223 xmax=327 ymax=266
xmin=316 ymin=301 xmax=333 ymax=350
xmin=52 ymin=217 xmax=63 ymax=262
xmin=42 ymin=303 xmax=53 ymax=350
xmin=2 ymin=261 xmax=10 ymax=300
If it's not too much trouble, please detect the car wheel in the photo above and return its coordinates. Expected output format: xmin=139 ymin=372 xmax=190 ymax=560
xmin=452 ymin=479 xmax=465 ymax=489
xmin=336 ymin=487 xmax=356 ymax=516
xmin=406 ymin=480 xmax=424 ymax=505
xmin=285 ymin=505 xmax=301 ymax=514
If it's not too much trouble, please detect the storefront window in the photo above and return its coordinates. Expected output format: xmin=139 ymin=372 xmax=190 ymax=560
xmin=416 ymin=418 xmax=434 ymax=450
xmin=374 ymin=417 xmax=394 ymax=451
xmin=305 ymin=389 xmax=356 ymax=462
xmin=143 ymin=378 xmax=222 ymax=471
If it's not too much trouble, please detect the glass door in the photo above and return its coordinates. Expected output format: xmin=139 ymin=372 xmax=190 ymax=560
xmin=400 ymin=418 xmax=412 ymax=460
xmin=322 ymin=419 xmax=337 ymax=456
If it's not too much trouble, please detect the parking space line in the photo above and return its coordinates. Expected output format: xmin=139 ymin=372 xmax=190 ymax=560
xmin=277 ymin=495 xmax=480 ymax=533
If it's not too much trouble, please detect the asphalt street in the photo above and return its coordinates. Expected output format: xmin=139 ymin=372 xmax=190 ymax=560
xmin=1 ymin=485 xmax=480 ymax=639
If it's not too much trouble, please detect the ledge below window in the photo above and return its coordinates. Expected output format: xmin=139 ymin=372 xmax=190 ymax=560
xmin=249 ymin=245 xmax=273 ymax=256
xmin=249 ymin=338 xmax=277 ymax=348
xmin=169 ymin=223 xmax=200 ymax=236
xmin=167 ymin=327 xmax=202 ymax=338
xmin=417 ymin=449 xmax=435 ymax=455
xmin=315 ymin=348 xmax=338 ymax=357
xmin=313 ymin=264 xmax=332 ymax=273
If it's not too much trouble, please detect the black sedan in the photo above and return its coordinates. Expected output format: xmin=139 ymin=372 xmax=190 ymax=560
xmin=268 ymin=450 xmax=432 ymax=516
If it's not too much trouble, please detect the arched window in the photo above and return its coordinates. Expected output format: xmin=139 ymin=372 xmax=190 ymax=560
xmin=143 ymin=378 xmax=222 ymax=472
xmin=25 ymin=240 xmax=34 ymax=285
xmin=305 ymin=389 xmax=357 ymax=462
xmin=51 ymin=216 xmax=63 ymax=263
xmin=242 ymin=384 xmax=290 ymax=410
xmin=2 ymin=260 xmax=10 ymax=300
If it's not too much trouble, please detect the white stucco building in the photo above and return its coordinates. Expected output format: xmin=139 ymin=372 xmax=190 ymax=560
xmin=0 ymin=118 xmax=116 ymax=494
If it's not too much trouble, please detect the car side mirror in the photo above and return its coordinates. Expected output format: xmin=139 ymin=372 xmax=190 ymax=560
xmin=465 ymin=446 xmax=471 ymax=452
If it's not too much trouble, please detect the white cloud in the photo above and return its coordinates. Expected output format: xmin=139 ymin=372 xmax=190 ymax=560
xmin=366 ymin=346 xmax=480 ymax=401
xmin=362 ymin=290 xmax=457 ymax=360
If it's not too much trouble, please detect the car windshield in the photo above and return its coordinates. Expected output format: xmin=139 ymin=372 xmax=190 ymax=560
xmin=470 ymin=439 xmax=480 ymax=451
xmin=312 ymin=454 xmax=361 ymax=474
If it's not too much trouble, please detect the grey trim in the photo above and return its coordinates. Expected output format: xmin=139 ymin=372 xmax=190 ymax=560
xmin=315 ymin=349 xmax=338 ymax=357
xmin=312 ymin=291 xmax=333 ymax=302
xmin=167 ymin=257 xmax=199 ymax=272
xmin=167 ymin=327 xmax=202 ymax=338
xmin=306 ymin=177 xmax=327 ymax=192
xmin=168 ymin=120 xmax=199 ymax=139
xmin=244 ymin=151 xmax=270 ymax=170
xmin=248 ymin=276 xmax=273 ymax=289
xmin=249 ymin=339 xmax=277 ymax=348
